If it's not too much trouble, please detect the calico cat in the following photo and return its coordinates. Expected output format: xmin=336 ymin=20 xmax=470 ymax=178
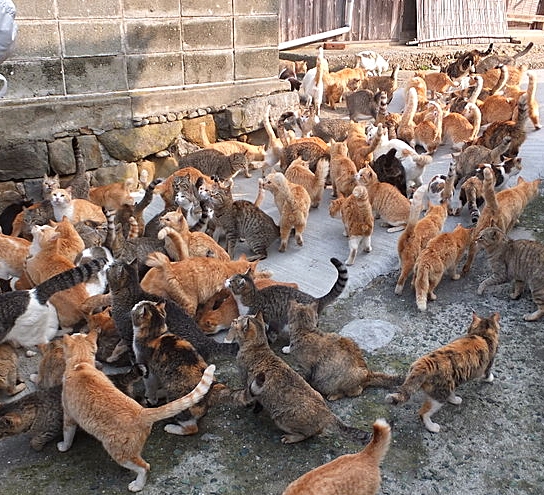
xmin=225 ymin=257 xmax=347 ymax=339
xmin=329 ymin=139 xmax=358 ymax=198
xmin=0 ymin=258 xmax=108 ymax=348
xmin=412 ymin=224 xmax=471 ymax=311
xmin=355 ymin=166 xmax=410 ymax=232
xmin=444 ymin=43 xmax=493 ymax=79
xmin=441 ymin=101 xmax=481 ymax=150
xmin=224 ymin=312 xmax=370 ymax=444
xmin=283 ymin=301 xmax=401 ymax=400
xmin=370 ymin=147 xmax=407 ymax=197
xmin=329 ymin=185 xmax=374 ymax=265
xmin=50 ymin=187 xmax=106 ymax=224
xmin=476 ymin=226 xmax=544 ymax=321
xmin=58 ymin=329 xmax=215 ymax=492
xmin=386 ymin=312 xmax=500 ymax=432
xmin=345 ymin=88 xmax=381 ymax=121
xmin=284 ymin=156 xmax=329 ymax=208
xmin=0 ymin=342 xmax=26 ymax=396
xmin=205 ymin=180 xmax=279 ymax=260
xmin=88 ymin=178 xmax=135 ymax=211
xmin=66 ymin=136 xmax=91 ymax=200
xmin=282 ymin=418 xmax=391 ymax=495
xmin=261 ymin=172 xmax=311 ymax=252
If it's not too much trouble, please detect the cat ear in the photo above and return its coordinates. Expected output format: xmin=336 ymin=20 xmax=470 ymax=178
xmin=156 ymin=300 xmax=167 ymax=317
xmin=254 ymin=311 xmax=265 ymax=325
xmin=87 ymin=328 xmax=100 ymax=342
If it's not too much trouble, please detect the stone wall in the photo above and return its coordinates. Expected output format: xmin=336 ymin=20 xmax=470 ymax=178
xmin=0 ymin=0 xmax=295 ymax=198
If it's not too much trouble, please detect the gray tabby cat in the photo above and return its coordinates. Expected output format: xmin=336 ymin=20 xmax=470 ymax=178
xmin=345 ymin=88 xmax=382 ymax=121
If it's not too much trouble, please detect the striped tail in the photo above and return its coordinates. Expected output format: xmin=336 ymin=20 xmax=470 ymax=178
xmin=134 ymin=178 xmax=163 ymax=217
xmin=317 ymin=258 xmax=348 ymax=312
xmin=34 ymin=258 xmax=110 ymax=305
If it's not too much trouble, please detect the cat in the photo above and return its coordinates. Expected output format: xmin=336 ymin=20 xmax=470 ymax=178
xmin=153 ymin=167 xmax=214 ymax=210
xmin=356 ymin=50 xmax=389 ymax=75
xmin=300 ymin=46 xmax=327 ymax=116
xmin=441 ymin=101 xmax=482 ymax=150
xmin=57 ymin=329 xmax=215 ymax=492
xmin=0 ymin=228 xmax=30 ymax=285
xmin=283 ymin=300 xmax=401 ymax=400
xmin=329 ymin=139 xmax=358 ymax=198
xmin=66 ymin=136 xmax=91 ymax=200
xmin=370 ymin=147 xmax=407 ymax=197
xmin=358 ymin=64 xmax=400 ymax=102
xmin=178 ymin=148 xmax=249 ymax=181
xmin=329 ymin=185 xmax=374 ymax=265
xmin=346 ymin=120 xmax=382 ymax=169
xmin=279 ymin=59 xmax=308 ymax=77
xmin=444 ymin=43 xmax=493 ymax=79
xmin=73 ymin=218 xmax=108 ymax=248
xmin=479 ymin=93 xmax=517 ymax=125
xmin=224 ymin=257 xmax=347 ymax=339
xmin=413 ymin=100 xmax=443 ymax=154
xmin=395 ymin=200 xmax=448 ymax=295
xmin=50 ymin=186 xmax=106 ymax=224
xmin=224 ymin=312 xmax=370 ymax=444
xmin=279 ymin=138 xmax=330 ymax=174
xmin=262 ymin=104 xmax=286 ymax=168
xmin=106 ymin=259 xmax=237 ymax=364
xmin=47 ymin=215 xmax=86 ymax=262
xmin=88 ymin=178 xmax=136 ymax=211
xmin=396 ymin=86 xmax=418 ymax=146
xmin=416 ymin=70 xmax=459 ymax=99
xmin=282 ymin=418 xmax=391 ymax=495
xmin=284 ymin=156 xmax=329 ymax=208
xmin=386 ymin=312 xmax=500 ymax=433
xmin=412 ymin=164 xmax=455 ymax=212
xmin=205 ymin=180 xmax=279 ymax=260
xmin=345 ymin=88 xmax=381 ymax=121
xmin=405 ymin=75 xmax=427 ymax=110
xmin=452 ymin=135 xmax=512 ymax=179
xmin=0 ymin=342 xmax=26 ymax=396
xmin=42 ymin=173 xmax=61 ymax=200
xmin=10 ymin=200 xmax=55 ymax=240
xmin=322 ymin=70 xmax=348 ymax=110
xmin=355 ymin=166 xmax=410 ymax=233
xmin=30 ymin=338 xmax=65 ymax=389
xmin=374 ymin=90 xmax=401 ymax=139
xmin=476 ymin=41 xmax=533 ymax=72
xmin=301 ymin=113 xmax=352 ymax=143
xmin=462 ymin=167 xmax=541 ymax=275
xmin=476 ymin=226 xmax=544 ymax=321
xmin=0 ymin=258 xmax=108 ymax=348
xmin=412 ymin=224 xmax=471 ymax=311
xmin=261 ymin=172 xmax=311 ymax=252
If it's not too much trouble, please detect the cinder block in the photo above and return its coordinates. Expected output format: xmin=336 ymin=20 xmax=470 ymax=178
xmin=184 ymin=50 xmax=233 ymax=85
xmin=60 ymin=21 xmax=122 ymax=57
xmin=15 ymin=0 xmax=55 ymax=19
xmin=0 ymin=59 xmax=64 ymax=99
xmin=234 ymin=0 xmax=279 ymax=15
xmin=123 ymin=0 xmax=180 ymax=18
xmin=56 ymin=0 xmax=121 ymax=18
xmin=64 ymin=56 xmax=128 ymax=94
xmin=0 ymin=141 xmax=49 ymax=181
xmin=181 ymin=0 xmax=232 ymax=16
xmin=234 ymin=16 xmax=278 ymax=48
xmin=10 ymin=21 xmax=60 ymax=59
xmin=235 ymin=48 xmax=278 ymax=80
xmin=126 ymin=54 xmax=183 ymax=90
xmin=125 ymin=20 xmax=181 ymax=54
xmin=182 ymin=18 xmax=232 ymax=51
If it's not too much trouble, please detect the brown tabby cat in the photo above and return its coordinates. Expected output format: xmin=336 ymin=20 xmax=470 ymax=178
xmin=452 ymin=135 xmax=512 ymax=179
xmin=261 ymin=171 xmax=311 ymax=252
xmin=279 ymin=138 xmax=330 ymax=174
xmin=412 ymin=224 xmax=471 ymax=311
xmin=50 ymin=187 xmax=106 ymax=224
xmin=386 ymin=312 xmax=500 ymax=432
xmin=88 ymin=179 xmax=136 ymax=211
xmin=42 ymin=173 xmax=61 ymax=201
xmin=476 ymin=226 xmax=544 ymax=321
xmin=355 ymin=166 xmax=410 ymax=232
xmin=58 ymin=329 xmax=215 ymax=492
xmin=154 ymin=167 xmax=214 ymax=209
xmin=284 ymin=156 xmax=329 ymax=208
xmin=283 ymin=301 xmax=401 ymax=400
xmin=67 ymin=136 xmax=91 ymax=200
xmin=329 ymin=184 xmax=374 ymax=265
xmin=329 ymin=139 xmax=358 ymax=198
xmin=282 ymin=418 xmax=391 ymax=495
xmin=30 ymin=338 xmax=65 ymax=389
xmin=0 ymin=342 xmax=26 ymax=396
xmin=225 ymin=312 xmax=370 ymax=444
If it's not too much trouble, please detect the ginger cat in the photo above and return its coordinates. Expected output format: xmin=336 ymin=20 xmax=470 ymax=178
xmin=412 ymin=224 xmax=471 ymax=311
xmin=416 ymin=70 xmax=459 ymax=99
xmin=359 ymin=64 xmax=400 ymax=103
xmin=346 ymin=120 xmax=382 ymax=169
xmin=261 ymin=172 xmax=311 ymax=252
xmin=404 ymin=75 xmax=427 ymax=109
xmin=329 ymin=185 xmax=374 ymax=265
xmin=30 ymin=338 xmax=65 ymax=389
xmin=282 ymin=418 xmax=391 ymax=495
xmin=48 ymin=216 xmax=86 ymax=263
xmin=58 ymin=329 xmax=215 ymax=492
xmin=88 ymin=179 xmax=136 ymax=211
xmin=413 ymin=100 xmax=443 ymax=154
xmin=262 ymin=104 xmax=285 ymax=167
xmin=442 ymin=102 xmax=481 ymax=150
xmin=0 ymin=342 xmax=26 ymax=397
xmin=479 ymin=93 xmax=517 ymax=124
xmin=50 ymin=187 xmax=106 ymax=224
xmin=329 ymin=139 xmax=358 ymax=198
xmin=0 ymin=229 xmax=30 ymax=284
xmin=396 ymin=86 xmax=418 ymax=146
xmin=284 ymin=156 xmax=329 ymax=208
xmin=140 ymin=252 xmax=260 ymax=317
xmin=387 ymin=312 xmax=499 ymax=433
xmin=355 ymin=166 xmax=410 ymax=232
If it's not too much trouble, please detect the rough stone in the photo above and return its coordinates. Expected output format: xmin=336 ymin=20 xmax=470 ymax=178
xmin=91 ymin=161 xmax=138 ymax=187
xmin=0 ymin=141 xmax=49 ymax=181
xmin=48 ymin=138 xmax=76 ymax=175
xmin=96 ymin=121 xmax=184 ymax=161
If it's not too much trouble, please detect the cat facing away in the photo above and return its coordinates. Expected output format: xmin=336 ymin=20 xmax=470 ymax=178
xmin=284 ymin=156 xmax=329 ymax=209
xmin=476 ymin=226 xmax=544 ymax=321
xmin=329 ymin=139 xmax=358 ymax=198
xmin=283 ymin=301 xmax=402 ymax=400
xmin=224 ymin=312 xmax=370 ymax=444
xmin=387 ymin=312 xmax=500 ymax=432
xmin=282 ymin=418 xmax=391 ymax=495
xmin=0 ymin=342 xmax=26 ymax=397
xmin=58 ymin=329 xmax=215 ymax=492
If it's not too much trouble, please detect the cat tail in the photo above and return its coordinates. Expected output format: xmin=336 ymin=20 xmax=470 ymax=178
xmin=365 ymin=371 xmax=405 ymax=390
xmin=412 ymin=259 xmax=430 ymax=311
xmin=515 ymin=93 xmax=528 ymax=131
xmin=34 ymin=258 xmax=110 ymax=305
xmin=385 ymin=365 xmax=428 ymax=405
xmin=157 ymin=226 xmax=190 ymax=259
xmin=359 ymin=419 xmax=391 ymax=464
xmin=482 ymin=166 xmax=499 ymax=214
xmin=513 ymin=41 xmax=533 ymax=59
xmin=142 ymin=364 xmax=215 ymax=425
xmin=404 ymin=199 xmax=423 ymax=237
xmin=316 ymin=258 xmax=348 ymax=312
xmin=263 ymin=104 xmax=278 ymax=143
xmin=331 ymin=416 xmax=372 ymax=444
xmin=134 ymin=178 xmax=163 ymax=217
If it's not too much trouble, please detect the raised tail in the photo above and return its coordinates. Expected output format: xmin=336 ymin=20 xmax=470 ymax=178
xmin=482 ymin=166 xmax=499 ymax=214
xmin=513 ymin=41 xmax=533 ymax=59
xmin=142 ymin=365 xmax=215 ymax=424
xmin=34 ymin=258 xmax=110 ymax=305
xmin=317 ymin=258 xmax=348 ymax=312
xmin=199 ymin=122 xmax=212 ymax=147
xmin=360 ymin=418 xmax=391 ymax=464
xmin=515 ymin=93 xmax=528 ymax=131
xmin=134 ymin=178 xmax=163 ymax=217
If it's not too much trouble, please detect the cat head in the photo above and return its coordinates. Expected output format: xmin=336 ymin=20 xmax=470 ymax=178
xmin=106 ymin=260 xmax=139 ymax=292
xmin=355 ymin=166 xmax=377 ymax=186
xmin=62 ymin=329 xmax=99 ymax=365
xmin=50 ymin=187 xmax=72 ymax=206
xmin=34 ymin=339 xmax=65 ymax=388
xmin=224 ymin=269 xmax=256 ymax=297
xmin=223 ymin=312 xmax=267 ymax=346
xmin=42 ymin=174 xmax=60 ymax=199
xmin=475 ymin=225 xmax=507 ymax=249
xmin=195 ymin=289 xmax=238 ymax=335
xmin=173 ymin=176 xmax=199 ymax=210
xmin=467 ymin=312 xmax=500 ymax=339
xmin=159 ymin=207 xmax=188 ymax=232
xmin=131 ymin=300 xmax=167 ymax=338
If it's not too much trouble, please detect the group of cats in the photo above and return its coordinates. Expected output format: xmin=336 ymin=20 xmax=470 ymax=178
xmin=0 ymin=47 xmax=542 ymax=495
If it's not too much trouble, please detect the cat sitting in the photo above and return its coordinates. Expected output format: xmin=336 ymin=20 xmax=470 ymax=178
xmin=370 ymin=148 xmax=407 ymax=197
xmin=50 ymin=186 xmax=106 ymax=224
xmin=329 ymin=139 xmax=358 ymax=198
xmin=0 ymin=342 xmax=26 ymax=397
xmin=387 ymin=312 xmax=500 ymax=432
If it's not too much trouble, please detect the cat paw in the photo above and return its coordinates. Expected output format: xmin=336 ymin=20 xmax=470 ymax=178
xmin=394 ymin=284 xmax=404 ymax=295
xmin=281 ymin=345 xmax=291 ymax=354
xmin=483 ymin=372 xmax=494 ymax=383
xmin=57 ymin=441 xmax=71 ymax=452
xmin=523 ymin=310 xmax=544 ymax=321
xmin=451 ymin=273 xmax=461 ymax=280
xmin=422 ymin=417 xmax=441 ymax=433
xmin=447 ymin=394 xmax=462 ymax=405
xmin=30 ymin=373 xmax=38 ymax=383
xmin=25 ymin=350 xmax=37 ymax=357
xmin=128 ymin=479 xmax=145 ymax=492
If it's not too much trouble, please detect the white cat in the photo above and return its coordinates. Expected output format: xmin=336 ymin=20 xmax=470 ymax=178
xmin=355 ymin=50 xmax=389 ymax=76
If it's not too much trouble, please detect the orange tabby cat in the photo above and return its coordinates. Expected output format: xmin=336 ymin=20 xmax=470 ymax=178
xmin=262 ymin=104 xmax=285 ymax=168
xmin=404 ymin=75 xmax=427 ymax=109
xmin=88 ymin=179 xmax=136 ymax=211
xmin=412 ymin=224 xmax=471 ymax=311
xmin=58 ymin=330 xmax=215 ymax=492
xmin=0 ymin=342 xmax=26 ymax=396
xmin=416 ymin=70 xmax=459 ymax=99
xmin=140 ymin=252 xmax=260 ymax=316
xmin=355 ymin=166 xmax=410 ymax=232
xmin=282 ymin=418 xmax=391 ymax=495
xmin=329 ymin=139 xmax=358 ymax=198
xmin=441 ymin=102 xmax=481 ymax=150
xmin=261 ymin=171 xmax=311 ymax=252
xmin=284 ymin=156 xmax=329 ymax=208
xmin=329 ymin=185 xmax=374 ymax=265
xmin=413 ymin=100 xmax=443 ymax=154
xmin=48 ymin=216 xmax=86 ymax=263
xmin=346 ymin=121 xmax=382 ymax=169
xmin=0 ymin=229 xmax=30 ymax=284
xmin=50 ymin=187 xmax=106 ymax=224
xmin=396 ymin=86 xmax=418 ymax=146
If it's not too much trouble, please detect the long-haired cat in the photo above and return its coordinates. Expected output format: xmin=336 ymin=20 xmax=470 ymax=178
xmin=329 ymin=139 xmax=358 ymax=198
xmin=261 ymin=172 xmax=311 ymax=252
xmin=412 ymin=224 xmax=471 ymax=311
xmin=50 ymin=186 xmax=106 ymax=224
xmin=225 ymin=257 xmax=347 ymax=339
xmin=0 ymin=342 xmax=26 ymax=396
xmin=329 ymin=185 xmax=374 ymax=265
xmin=476 ymin=226 xmax=544 ymax=321
xmin=283 ymin=301 xmax=401 ymax=400
xmin=282 ymin=418 xmax=391 ymax=495
xmin=284 ymin=156 xmax=329 ymax=208
xmin=386 ymin=312 xmax=500 ymax=432
xmin=224 ymin=313 xmax=370 ymax=444
xmin=58 ymin=329 xmax=215 ymax=492
xmin=355 ymin=166 xmax=410 ymax=232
